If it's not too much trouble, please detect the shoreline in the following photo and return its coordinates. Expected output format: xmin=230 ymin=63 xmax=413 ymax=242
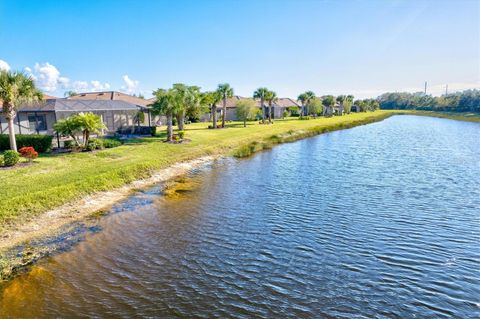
xmin=0 ymin=111 xmax=477 ymax=281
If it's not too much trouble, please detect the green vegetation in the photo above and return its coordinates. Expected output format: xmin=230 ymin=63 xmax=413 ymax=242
xmin=0 ymin=111 xmax=394 ymax=225
xmin=2 ymin=150 xmax=19 ymax=167
xmin=217 ymin=83 xmax=234 ymax=128
xmin=253 ymin=87 xmax=269 ymax=123
xmin=54 ymin=112 xmax=105 ymax=146
xmin=378 ymin=89 xmax=480 ymax=112
xmin=0 ymin=71 xmax=43 ymax=151
xmin=235 ymin=99 xmax=258 ymax=127
xmin=0 ymin=134 xmax=53 ymax=152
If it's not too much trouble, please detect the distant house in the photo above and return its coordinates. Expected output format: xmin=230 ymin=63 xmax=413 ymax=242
xmin=212 ymin=96 xmax=301 ymax=121
xmin=0 ymin=91 xmax=161 ymax=138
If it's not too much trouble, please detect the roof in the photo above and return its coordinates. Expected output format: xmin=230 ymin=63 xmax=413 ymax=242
xmin=275 ymin=98 xmax=300 ymax=107
xmin=18 ymin=99 xmax=143 ymax=113
xmin=67 ymin=91 xmax=150 ymax=107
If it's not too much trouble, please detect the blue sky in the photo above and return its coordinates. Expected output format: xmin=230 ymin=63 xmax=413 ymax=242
xmin=0 ymin=0 xmax=478 ymax=98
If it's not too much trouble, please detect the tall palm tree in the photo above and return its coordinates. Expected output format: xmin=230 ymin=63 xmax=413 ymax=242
xmin=0 ymin=71 xmax=43 ymax=151
xmin=216 ymin=83 xmax=234 ymax=128
xmin=297 ymin=91 xmax=315 ymax=116
xmin=253 ymin=87 xmax=269 ymax=123
xmin=202 ymin=91 xmax=221 ymax=128
xmin=151 ymin=88 xmax=178 ymax=142
xmin=265 ymin=90 xmax=278 ymax=124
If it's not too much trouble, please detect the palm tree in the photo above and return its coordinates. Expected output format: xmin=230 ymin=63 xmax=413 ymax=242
xmin=216 ymin=83 xmax=234 ymax=128
xmin=151 ymin=88 xmax=178 ymax=142
xmin=322 ymin=95 xmax=336 ymax=116
xmin=0 ymin=71 xmax=43 ymax=151
xmin=253 ymin=87 xmax=269 ymax=123
xmin=75 ymin=112 xmax=106 ymax=145
xmin=265 ymin=90 xmax=278 ymax=124
xmin=336 ymin=95 xmax=345 ymax=115
xmin=202 ymin=91 xmax=221 ymax=128
xmin=297 ymin=91 xmax=315 ymax=116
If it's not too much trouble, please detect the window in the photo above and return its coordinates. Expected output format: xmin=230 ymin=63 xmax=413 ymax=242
xmin=28 ymin=114 xmax=47 ymax=132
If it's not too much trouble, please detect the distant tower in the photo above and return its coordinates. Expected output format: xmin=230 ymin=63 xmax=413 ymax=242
xmin=424 ymin=81 xmax=427 ymax=95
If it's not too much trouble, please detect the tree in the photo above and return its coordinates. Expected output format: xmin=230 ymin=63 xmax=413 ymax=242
xmin=308 ymin=97 xmax=323 ymax=118
xmin=151 ymin=88 xmax=179 ymax=142
xmin=344 ymin=95 xmax=354 ymax=114
xmin=202 ymin=91 xmax=222 ymax=128
xmin=297 ymin=91 xmax=315 ymax=116
xmin=265 ymin=90 xmax=278 ymax=123
xmin=235 ymin=99 xmax=257 ymax=127
xmin=64 ymin=91 xmax=77 ymax=97
xmin=54 ymin=118 xmax=82 ymax=146
xmin=322 ymin=95 xmax=336 ymax=116
xmin=171 ymin=83 xmax=191 ymax=131
xmin=216 ymin=83 xmax=234 ymax=128
xmin=0 ymin=71 xmax=43 ymax=151
xmin=75 ymin=112 xmax=106 ymax=144
xmin=336 ymin=95 xmax=345 ymax=115
xmin=253 ymin=87 xmax=269 ymax=123
xmin=54 ymin=112 xmax=105 ymax=146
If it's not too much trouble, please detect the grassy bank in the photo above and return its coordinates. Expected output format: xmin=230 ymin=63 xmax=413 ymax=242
xmin=0 ymin=110 xmax=477 ymax=226
xmin=391 ymin=110 xmax=480 ymax=123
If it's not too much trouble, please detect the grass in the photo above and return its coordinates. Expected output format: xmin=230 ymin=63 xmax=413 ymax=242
xmin=0 ymin=110 xmax=476 ymax=226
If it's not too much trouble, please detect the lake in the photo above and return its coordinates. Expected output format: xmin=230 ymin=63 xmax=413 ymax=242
xmin=1 ymin=115 xmax=479 ymax=318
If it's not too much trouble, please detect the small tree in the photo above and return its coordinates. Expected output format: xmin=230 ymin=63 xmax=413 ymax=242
xmin=308 ymin=98 xmax=323 ymax=118
xmin=151 ymin=88 xmax=179 ymax=142
xmin=265 ymin=90 xmax=278 ymax=124
xmin=235 ymin=99 xmax=257 ymax=127
xmin=54 ymin=112 xmax=105 ymax=146
xmin=202 ymin=91 xmax=222 ymax=128
xmin=253 ymin=87 xmax=269 ymax=123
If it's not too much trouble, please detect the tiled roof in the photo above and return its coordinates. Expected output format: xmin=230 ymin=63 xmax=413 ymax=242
xmin=67 ymin=91 xmax=150 ymax=107
xmin=215 ymin=96 xmax=300 ymax=108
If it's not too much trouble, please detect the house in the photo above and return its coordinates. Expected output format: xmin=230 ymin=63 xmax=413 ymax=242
xmin=0 ymin=91 xmax=162 ymax=138
xmin=212 ymin=96 xmax=301 ymax=121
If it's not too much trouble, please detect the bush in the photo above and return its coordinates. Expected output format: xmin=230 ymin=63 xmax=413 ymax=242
xmin=289 ymin=106 xmax=301 ymax=117
xmin=0 ymin=134 xmax=53 ymax=152
xmin=299 ymin=116 xmax=311 ymax=120
xmin=282 ymin=110 xmax=289 ymax=118
xmin=19 ymin=147 xmax=38 ymax=162
xmin=177 ymin=130 xmax=185 ymax=140
xmin=102 ymin=138 xmax=122 ymax=148
xmin=85 ymin=138 xmax=104 ymax=151
xmin=3 ymin=150 xmax=20 ymax=167
xmin=63 ymin=140 xmax=75 ymax=149
xmin=0 ymin=155 xmax=3 ymax=167
xmin=150 ymin=126 xmax=159 ymax=136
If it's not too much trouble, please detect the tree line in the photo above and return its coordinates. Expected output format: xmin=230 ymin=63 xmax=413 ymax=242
xmin=378 ymin=89 xmax=480 ymax=112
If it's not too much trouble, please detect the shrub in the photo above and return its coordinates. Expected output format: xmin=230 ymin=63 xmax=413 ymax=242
xmin=63 ymin=140 xmax=75 ymax=149
xmin=150 ymin=126 xmax=159 ymax=136
xmin=3 ymin=150 xmax=20 ymax=167
xmin=0 ymin=155 xmax=3 ymax=167
xmin=282 ymin=110 xmax=289 ymax=118
xmin=102 ymin=138 xmax=122 ymax=148
xmin=0 ymin=134 xmax=53 ymax=152
xmin=177 ymin=130 xmax=185 ymax=140
xmin=18 ymin=147 xmax=38 ymax=162
xmin=289 ymin=106 xmax=301 ymax=117
xmin=299 ymin=116 xmax=311 ymax=120
xmin=85 ymin=138 xmax=104 ymax=151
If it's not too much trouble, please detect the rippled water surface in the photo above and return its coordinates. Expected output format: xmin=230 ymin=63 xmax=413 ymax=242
xmin=1 ymin=115 xmax=480 ymax=318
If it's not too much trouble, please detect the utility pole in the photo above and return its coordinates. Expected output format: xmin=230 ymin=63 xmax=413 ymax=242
xmin=424 ymin=81 xmax=427 ymax=95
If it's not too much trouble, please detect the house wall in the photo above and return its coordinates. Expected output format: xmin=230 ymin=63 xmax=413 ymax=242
xmin=0 ymin=112 xmax=56 ymax=135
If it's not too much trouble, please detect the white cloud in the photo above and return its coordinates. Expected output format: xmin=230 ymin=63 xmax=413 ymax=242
xmin=0 ymin=59 xmax=11 ymax=71
xmin=34 ymin=62 xmax=61 ymax=92
xmin=20 ymin=61 xmax=111 ymax=94
xmin=121 ymin=75 xmax=139 ymax=93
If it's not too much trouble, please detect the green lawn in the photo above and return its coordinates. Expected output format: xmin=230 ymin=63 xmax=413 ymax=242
xmin=0 ymin=110 xmax=475 ymax=225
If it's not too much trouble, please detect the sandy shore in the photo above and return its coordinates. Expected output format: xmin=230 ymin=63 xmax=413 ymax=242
xmin=0 ymin=156 xmax=216 ymax=254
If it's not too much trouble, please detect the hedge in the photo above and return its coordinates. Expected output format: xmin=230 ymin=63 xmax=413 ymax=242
xmin=0 ymin=134 xmax=53 ymax=152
